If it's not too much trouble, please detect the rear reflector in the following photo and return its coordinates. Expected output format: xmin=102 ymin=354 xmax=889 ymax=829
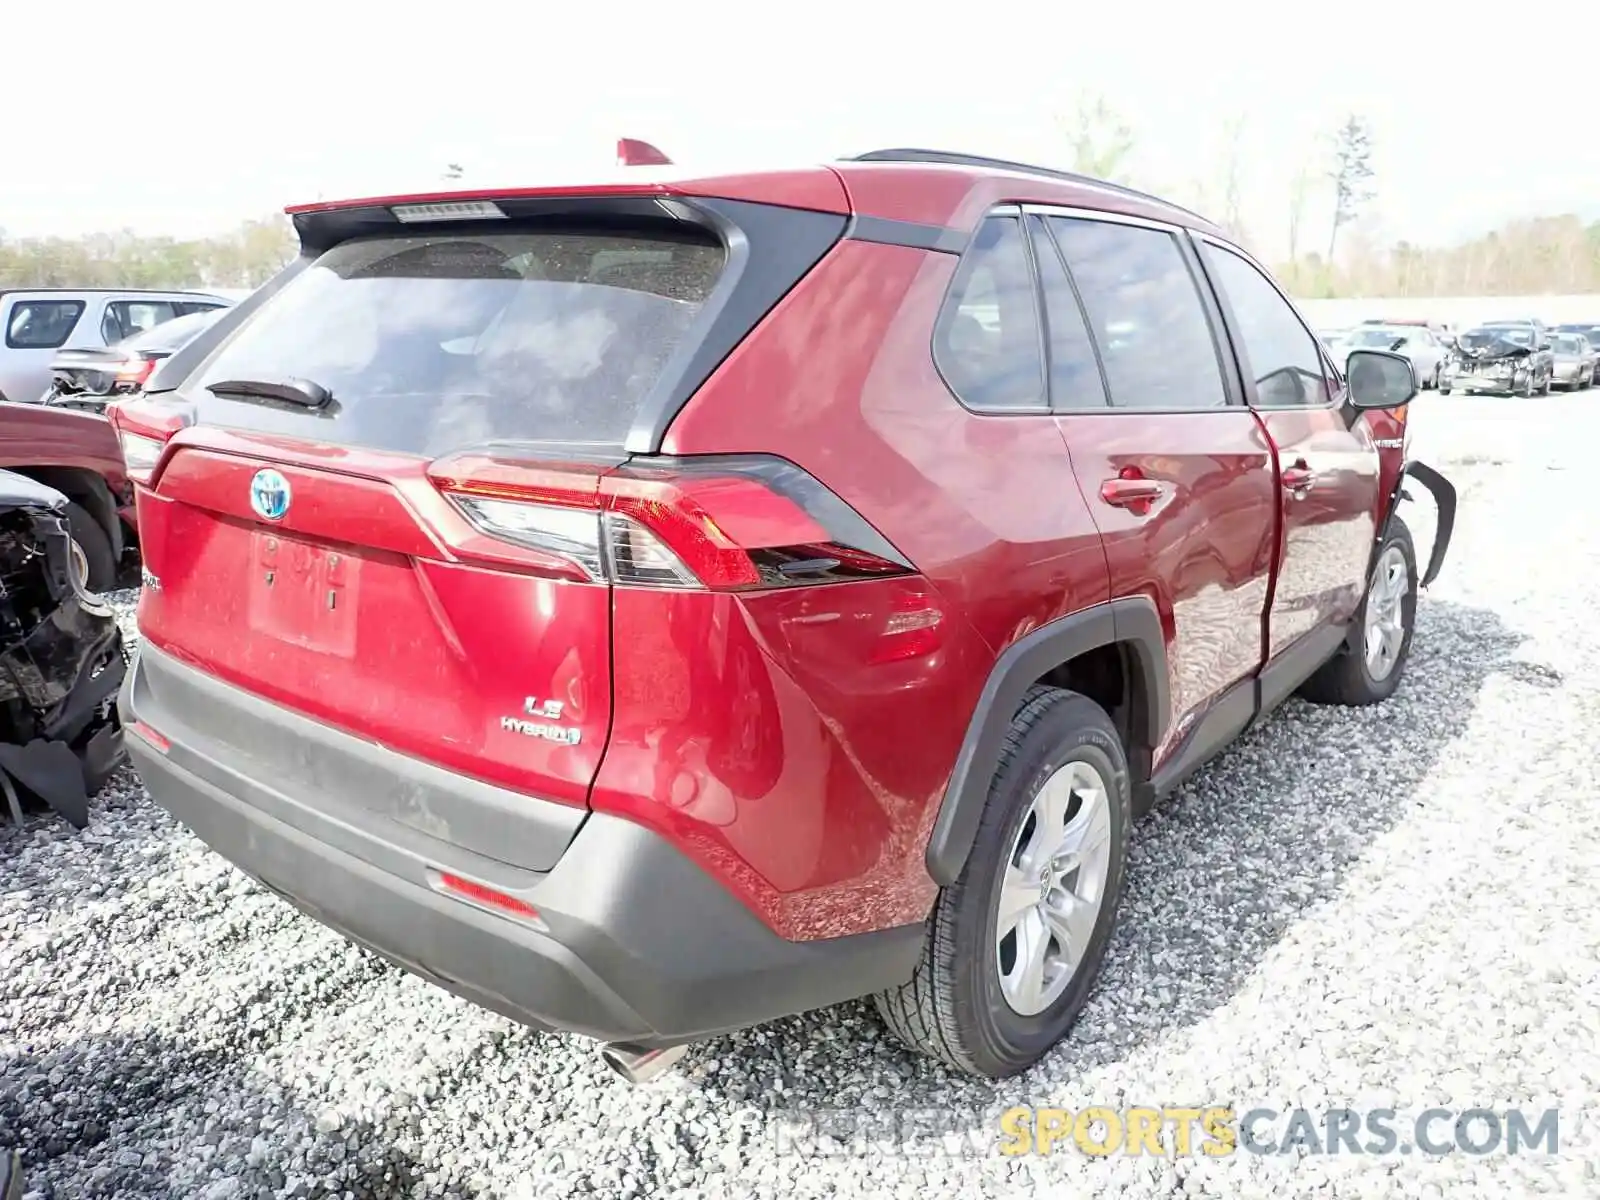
xmin=429 ymin=870 xmax=544 ymax=925
xmin=128 ymin=719 xmax=170 ymax=753
xmin=428 ymin=453 xmax=914 ymax=591
xmin=391 ymin=200 xmax=506 ymax=223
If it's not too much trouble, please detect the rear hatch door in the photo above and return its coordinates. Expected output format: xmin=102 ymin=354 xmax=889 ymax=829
xmin=130 ymin=208 xmax=745 ymax=864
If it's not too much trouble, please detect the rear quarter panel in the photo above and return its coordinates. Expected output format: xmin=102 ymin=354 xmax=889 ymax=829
xmin=648 ymin=239 xmax=1109 ymax=937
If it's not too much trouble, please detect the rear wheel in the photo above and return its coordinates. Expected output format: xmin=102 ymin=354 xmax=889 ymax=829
xmin=874 ymin=688 xmax=1130 ymax=1078
xmin=63 ymin=500 xmax=116 ymax=593
xmin=1299 ymin=517 xmax=1417 ymax=707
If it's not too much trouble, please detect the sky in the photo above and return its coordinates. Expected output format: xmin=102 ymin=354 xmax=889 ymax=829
xmin=4 ymin=1 xmax=1595 ymax=259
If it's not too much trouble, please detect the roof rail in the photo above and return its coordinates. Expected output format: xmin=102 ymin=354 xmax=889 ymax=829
xmin=840 ymin=148 xmax=1211 ymax=224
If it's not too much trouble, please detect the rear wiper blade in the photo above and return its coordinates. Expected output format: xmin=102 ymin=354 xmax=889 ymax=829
xmin=206 ymin=376 xmax=332 ymax=409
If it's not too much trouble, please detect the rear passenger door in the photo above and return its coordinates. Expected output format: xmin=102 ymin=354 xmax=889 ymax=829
xmin=1193 ymin=237 xmax=1378 ymax=671
xmin=1032 ymin=209 xmax=1279 ymax=766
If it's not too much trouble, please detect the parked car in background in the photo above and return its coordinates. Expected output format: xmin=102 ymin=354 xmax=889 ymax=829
xmin=1344 ymin=324 xmax=1447 ymax=388
xmin=1317 ymin=328 xmax=1351 ymax=354
xmin=0 ymin=401 xmax=135 ymax=591
xmin=0 ymin=289 xmax=231 ymax=405
xmin=1550 ymin=334 xmax=1596 ymax=389
xmin=1362 ymin=317 xmax=1456 ymax=348
xmin=113 ymin=148 xmax=1455 ymax=1082
xmin=1552 ymin=322 xmax=1600 ymax=346
xmin=35 ymin=309 xmax=226 ymax=413
xmin=1441 ymin=324 xmax=1554 ymax=396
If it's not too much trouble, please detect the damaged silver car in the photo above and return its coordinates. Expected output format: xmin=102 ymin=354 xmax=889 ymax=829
xmin=0 ymin=469 xmax=127 ymax=827
xmin=1440 ymin=324 xmax=1554 ymax=397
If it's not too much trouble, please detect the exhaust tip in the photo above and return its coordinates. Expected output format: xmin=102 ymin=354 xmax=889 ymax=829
xmin=599 ymin=1041 xmax=689 ymax=1085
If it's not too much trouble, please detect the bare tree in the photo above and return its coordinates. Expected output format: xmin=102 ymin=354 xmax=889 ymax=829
xmin=1217 ymin=115 xmax=1247 ymax=237
xmin=1062 ymin=93 xmax=1136 ymax=184
xmin=1325 ymin=115 xmax=1376 ymax=261
xmin=1287 ymin=160 xmax=1315 ymax=261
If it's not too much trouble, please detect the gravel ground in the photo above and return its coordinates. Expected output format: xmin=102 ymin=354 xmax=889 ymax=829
xmin=4 ymin=395 xmax=1599 ymax=1199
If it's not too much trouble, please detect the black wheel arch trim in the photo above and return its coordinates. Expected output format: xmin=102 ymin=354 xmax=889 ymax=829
xmin=924 ymin=596 xmax=1170 ymax=886
xmin=1376 ymin=459 xmax=1456 ymax=589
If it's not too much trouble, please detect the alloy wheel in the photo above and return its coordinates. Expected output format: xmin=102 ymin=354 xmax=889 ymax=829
xmin=994 ymin=760 xmax=1113 ymax=1016
xmin=1363 ymin=544 xmax=1410 ymax=682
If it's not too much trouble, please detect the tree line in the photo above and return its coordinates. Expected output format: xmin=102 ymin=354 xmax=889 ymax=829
xmin=0 ymin=217 xmax=296 ymax=291
xmin=3 ymin=116 xmax=1598 ymax=299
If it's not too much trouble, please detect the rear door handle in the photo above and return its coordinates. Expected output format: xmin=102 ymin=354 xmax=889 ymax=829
xmin=1099 ymin=478 xmax=1169 ymax=513
xmin=1281 ymin=463 xmax=1316 ymax=499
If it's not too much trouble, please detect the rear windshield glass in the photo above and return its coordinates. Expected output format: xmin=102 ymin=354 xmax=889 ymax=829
xmin=189 ymin=228 xmax=726 ymax=455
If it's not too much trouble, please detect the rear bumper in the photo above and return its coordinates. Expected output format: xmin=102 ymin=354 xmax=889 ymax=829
xmin=121 ymin=642 xmax=920 ymax=1047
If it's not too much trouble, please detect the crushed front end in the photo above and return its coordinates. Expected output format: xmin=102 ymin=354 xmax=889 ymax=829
xmin=1444 ymin=334 xmax=1535 ymax=394
xmin=0 ymin=470 xmax=127 ymax=827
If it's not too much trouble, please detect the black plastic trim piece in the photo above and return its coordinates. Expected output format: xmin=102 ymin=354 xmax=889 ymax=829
xmin=844 ymin=214 xmax=967 ymax=254
xmin=1256 ymin=623 xmax=1347 ymax=721
xmin=1382 ymin=460 xmax=1456 ymax=589
xmin=924 ymin=596 xmax=1170 ymax=885
xmin=1144 ymin=675 xmax=1255 ymax=806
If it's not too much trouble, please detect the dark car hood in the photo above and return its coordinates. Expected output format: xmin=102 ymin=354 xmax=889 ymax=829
xmin=1455 ymin=334 xmax=1533 ymax=360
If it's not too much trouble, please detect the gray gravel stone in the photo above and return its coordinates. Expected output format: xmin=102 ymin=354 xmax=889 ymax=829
xmin=2 ymin=396 xmax=1598 ymax=1198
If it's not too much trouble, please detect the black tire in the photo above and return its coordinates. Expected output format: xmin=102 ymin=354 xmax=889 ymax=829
xmin=63 ymin=500 xmax=117 ymax=593
xmin=1439 ymin=387 xmax=1452 ymax=396
xmin=1299 ymin=517 xmax=1418 ymax=707
xmin=874 ymin=687 xmax=1131 ymax=1078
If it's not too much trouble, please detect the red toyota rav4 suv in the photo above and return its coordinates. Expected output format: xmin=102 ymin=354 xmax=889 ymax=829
xmin=112 ymin=149 xmax=1454 ymax=1081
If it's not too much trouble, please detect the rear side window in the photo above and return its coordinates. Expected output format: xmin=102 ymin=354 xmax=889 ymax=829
xmin=1047 ymin=217 xmax=1228 ymax=411
xmin=189 ymin=228 xmax=726 ymax=455
xmin=101 ymin=300 xmax=180 ymax=344
xmin=6 ymin=299 xmax=84 ymax=349
xmin=933 ymin=215 xmax=1046 ymax=411
xmin=1200 ymin=243 xmax=1329 ymax=408
xmin=1027 ymin=216 xmax=1108 ymax=410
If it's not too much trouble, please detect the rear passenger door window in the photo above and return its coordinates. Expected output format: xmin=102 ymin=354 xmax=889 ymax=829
xmin=1046 ymin=217 xmax=1229 ymax=410
xmin=1026 ymin=216 xmax=1109 ymax=410
xmin=933 ymin=214 xmax=1046 ymax=411
xmin=101 ymin=300 xmax=180 ymax=345
xmin=1198 ymin=242 xmax=1329 ymax=408
xmin=5 ymin=299 xmax=85 ymax=349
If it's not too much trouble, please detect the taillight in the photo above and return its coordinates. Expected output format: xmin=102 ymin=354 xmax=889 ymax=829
xmin=105 ymin=399 xmax=189 ymax=485
xmin=427 ymin=452 xmax=914 ymax=591
xmin=112 ymin=355 xmax=160 ymax=390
